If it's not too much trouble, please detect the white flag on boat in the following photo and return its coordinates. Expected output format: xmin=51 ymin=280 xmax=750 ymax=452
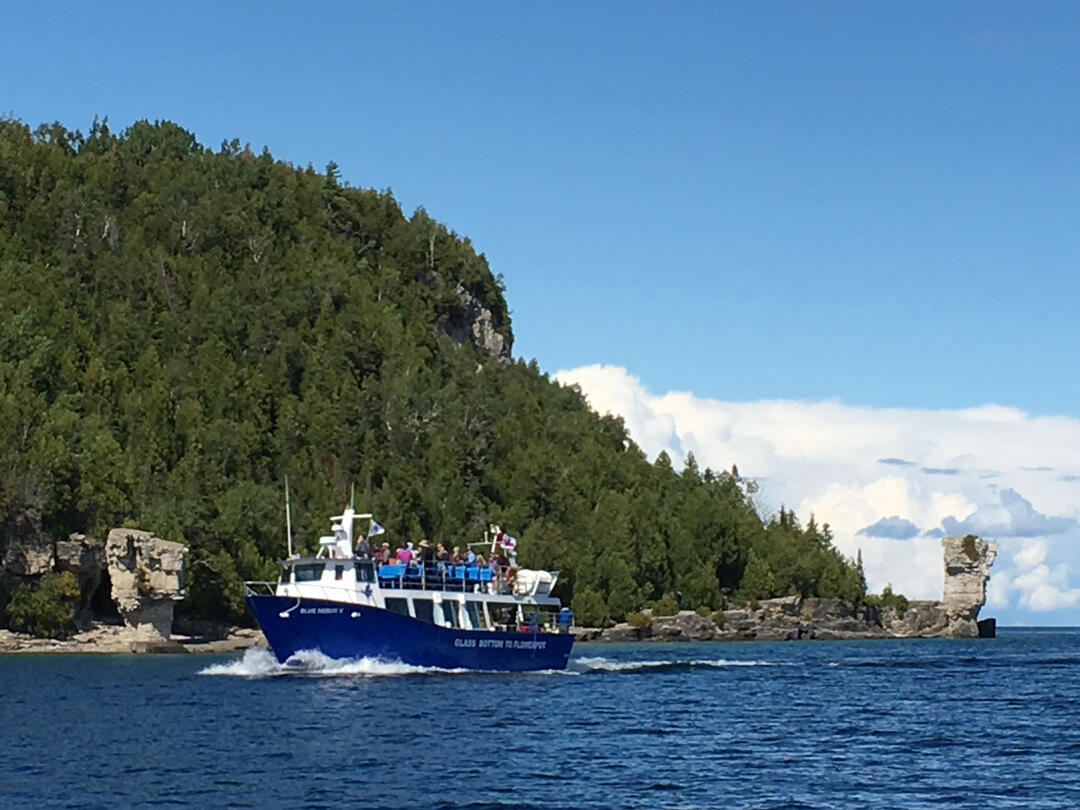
xmin=368 ymin=520 xmax=386 ymax=537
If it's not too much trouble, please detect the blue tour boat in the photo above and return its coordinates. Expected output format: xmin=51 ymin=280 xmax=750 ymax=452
xmin=245 ymin=506 xmax=575 ymax=671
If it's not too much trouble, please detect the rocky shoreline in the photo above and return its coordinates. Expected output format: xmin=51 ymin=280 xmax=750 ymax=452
xmin=571 ymin=596 xmax=996 ymax=644
xmin=0 ymin=624 xmax=267 ymax=655
xmin=2 ymin=526 xmax=998 ymax=654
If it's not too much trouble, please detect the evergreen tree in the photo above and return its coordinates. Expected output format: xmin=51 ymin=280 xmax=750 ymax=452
xmin=0 ymin=117 xmax=869 ymax=628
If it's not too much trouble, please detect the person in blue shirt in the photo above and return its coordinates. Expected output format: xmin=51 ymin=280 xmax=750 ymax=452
xmin=557 ymin=607 xmax=574 ymax=634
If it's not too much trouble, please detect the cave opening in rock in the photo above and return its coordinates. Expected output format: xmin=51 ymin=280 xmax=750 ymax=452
xmin=90 ymin=568 xmax=122 ymax=623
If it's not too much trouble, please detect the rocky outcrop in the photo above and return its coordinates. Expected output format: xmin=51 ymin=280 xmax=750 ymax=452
xmin=54 ymin=534 xmax=106 ymax=616
xmin=881 ymin=536 xmax=998 ymax=638
xmin=0 ymin=625 xmax=266 ymax=655
xmin=584 ymin=535 xmax=999 ymax=643
xmin=941 ymin=534 xmax=998 ymax=634
xmin=595 ymin=598 xmax=889 ymax=643
xmin=2 ymin=525 xmax=107 ymax=620
xmin=0 ymin=504 xmax=50 ymax=577
xmin=106 ymin=529 xmax=187 ymax=639
xmin=2 ymin=524 xmax=188 ymax=644
xmin=3 ymin=537 xmax=54 ymax=578
xmin=438 ymin=282 xmax=511 ymax=360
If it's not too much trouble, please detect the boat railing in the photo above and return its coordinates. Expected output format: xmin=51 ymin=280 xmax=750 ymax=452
xmin=244 ymin=581 xmax=278 ymax=597
xmin=244 ymin=580 xmax=368 ymax=603
xmin=372 ymin=563 xmax=558 ymax=596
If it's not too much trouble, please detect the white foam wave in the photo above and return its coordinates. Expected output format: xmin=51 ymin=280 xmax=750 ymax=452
xmin=199 ymin=650 xmax=772 ymax=679
xmin=198 ymin=648 xmax=469 ymax=678
xmin=570 ymin=656 xmax=775 ymax=672
xmin=200 ymin=648 xmax=282 ymax=677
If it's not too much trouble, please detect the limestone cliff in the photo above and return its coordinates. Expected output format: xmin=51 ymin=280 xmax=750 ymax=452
xmin=1 ymin=524 xmax=187 ymax=640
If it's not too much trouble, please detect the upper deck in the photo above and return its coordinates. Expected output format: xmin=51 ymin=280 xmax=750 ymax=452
xmin=275 ymin=556 xmax=559 ymax=602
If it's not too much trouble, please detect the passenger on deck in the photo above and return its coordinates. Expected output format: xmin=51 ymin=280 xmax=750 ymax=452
xmin=450 ymin=546 xmax=463 ymax=564
xmin=496 ymin=529 xmax=518 ymax=567
xmin=378 ymin=542 xmax=392 ymax=565
xmin=418 ymin=539 xmax=435 ymax=565
xmin=465 ymin=547 xmax=477 ymax=565
xmin=436 ymin=543 xmax=450 ymax=563
xmin=396 ymin=545 xmax=411 ymax=564
xmin=355 ymin=535 xmax=372 ymax=560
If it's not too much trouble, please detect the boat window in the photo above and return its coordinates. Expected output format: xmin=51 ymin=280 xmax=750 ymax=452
xmin=464 ymin=601 xmax=485 ymax=629
xmin=294 ymin=564 xmax=325 ymax=582
xmin=440 ymin=601 xmax=458 ymax=628
xmin=384 ymin=598 xmax=409 ymax=617
xmin=355 ymin=561 xmax=376 ymax=583
xmin=279 ymin=567 xmax=292 ymax=585
xmin=412 ymin=599 xmax=435 ymax=624
xmin=334 ymin=565 xmax=345 ymax=580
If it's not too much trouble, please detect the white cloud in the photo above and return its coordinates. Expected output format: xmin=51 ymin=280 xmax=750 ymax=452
xmin=1015 ymin=539 xmax=1048 ymax=569
xmin=556 ymin=363 xmax=1080 ymax=623
xmin=1013 ymin=565 xmax=1080 ymax=612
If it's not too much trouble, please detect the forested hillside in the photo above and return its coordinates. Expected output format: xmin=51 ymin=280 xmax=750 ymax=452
xmin=0 ymin=118 xmax=867 ymax=627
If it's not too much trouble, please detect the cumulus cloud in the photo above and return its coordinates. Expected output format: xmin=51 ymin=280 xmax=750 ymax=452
xmin=940 ymin=488 xmax=1079 ymax=538
xmin=858 ymin=516 xmax=920 ymax=540
xmin=555 ymin=363 xmax=1080 ymax=623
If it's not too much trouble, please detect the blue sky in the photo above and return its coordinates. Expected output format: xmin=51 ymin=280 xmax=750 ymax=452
xmin=6 ymin=1 xmax=1080 ymax=622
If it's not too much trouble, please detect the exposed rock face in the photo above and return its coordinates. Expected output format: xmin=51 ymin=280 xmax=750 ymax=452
xmin=55 ymin=534 xmax=107 ymax=618
xmin=106 ymin=529 xmax=187 ymax=639
xmin=595 ymin=599 xmax=887 ymax=643
xmin=882 ymin=600 xmax=949 ymax=638
xmin=880 ymin=535 xmax=998 ymax=638
xmin=438 ymin=282 xmax=511 ymax=360
xmin=2 ymin=524 xmax=106 ymax=619
xmin=3 ymin=537 xmax=54 ymax=578
xmin=0 ymin=504 xmax=50 ymax=577
xmin=941 ymin=535 xmax=998 ymax=633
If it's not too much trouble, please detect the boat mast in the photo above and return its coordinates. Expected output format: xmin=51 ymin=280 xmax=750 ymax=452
xmin=285 ymin=475 xmax=293 ymax=558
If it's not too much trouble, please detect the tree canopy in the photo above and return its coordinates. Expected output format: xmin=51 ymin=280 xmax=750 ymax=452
xmin=0 ymin=117 xmax=867 ymax=627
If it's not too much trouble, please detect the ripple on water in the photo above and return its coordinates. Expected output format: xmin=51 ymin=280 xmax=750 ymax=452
xmin=3 ymin=634 xmax=1080 ymax=808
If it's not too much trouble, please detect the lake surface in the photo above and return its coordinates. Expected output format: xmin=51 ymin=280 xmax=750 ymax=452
xmin=2 ymin=629 xmax=1079 ymax=809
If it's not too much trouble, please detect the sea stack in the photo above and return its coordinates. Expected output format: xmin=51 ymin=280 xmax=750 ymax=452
xmin=105 ymin=529 xmax=188 ymax=639
xmin=940 ymin=534 xmax=998 ymax=638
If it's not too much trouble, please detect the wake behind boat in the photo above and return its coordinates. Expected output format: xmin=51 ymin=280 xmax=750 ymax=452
xmin=245 ymin=505 xmax=575 ymax=671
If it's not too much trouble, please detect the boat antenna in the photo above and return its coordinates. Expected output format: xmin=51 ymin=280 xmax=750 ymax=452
xmin=285 ymin=475 xmax=293 ymax=558
xmin=350 ymin=482 xmax=355 ymax=510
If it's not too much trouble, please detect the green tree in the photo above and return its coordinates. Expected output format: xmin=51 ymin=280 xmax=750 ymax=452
xmin=738 ymin=548 xmax=776 ymax=602
xmin=7 ymin=571 xmax=81 ymax=638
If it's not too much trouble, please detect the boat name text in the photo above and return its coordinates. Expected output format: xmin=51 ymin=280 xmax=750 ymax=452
xmin=454 ymin=638 xmax=547 ymax=650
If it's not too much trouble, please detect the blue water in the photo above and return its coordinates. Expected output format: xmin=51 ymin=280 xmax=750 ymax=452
xmin=2 ymin=629 xmax=1079 ymax=809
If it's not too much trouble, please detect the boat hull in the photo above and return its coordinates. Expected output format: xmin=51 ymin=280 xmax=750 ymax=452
xmin=247 ymin=595 xmax=575 ymax=671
